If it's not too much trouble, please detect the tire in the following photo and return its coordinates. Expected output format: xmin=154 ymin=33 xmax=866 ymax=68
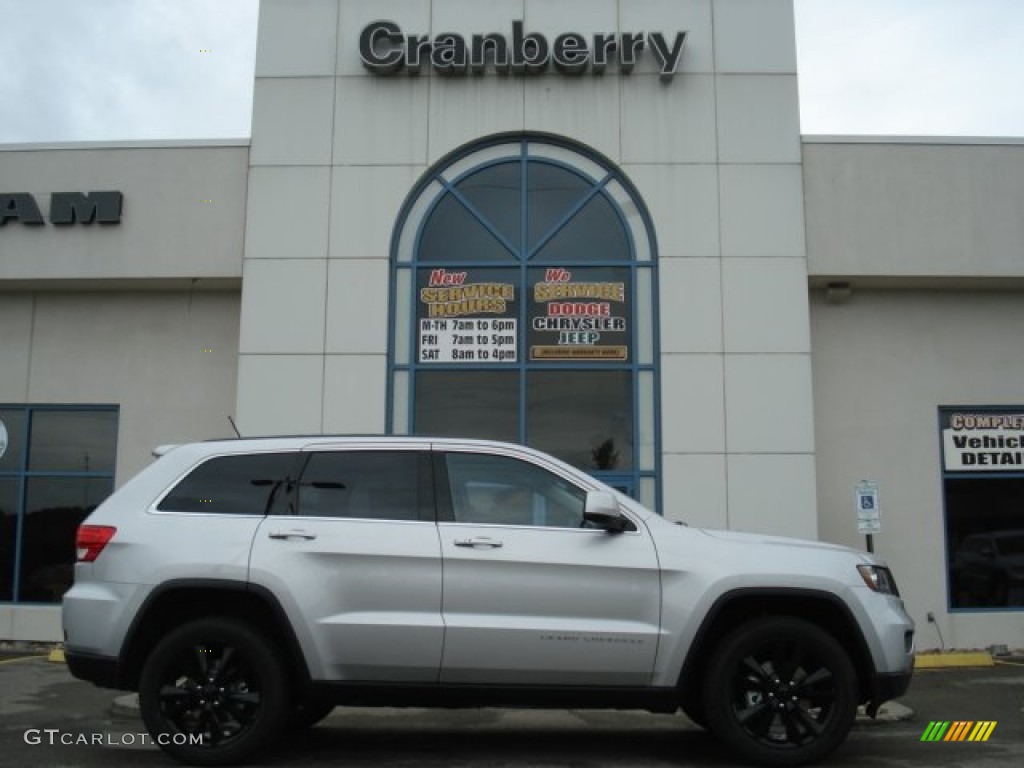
xmin=702 ymin=617 xmax=858 ymax=767
xmin=138 ymin=618 xmax=290 ymax=766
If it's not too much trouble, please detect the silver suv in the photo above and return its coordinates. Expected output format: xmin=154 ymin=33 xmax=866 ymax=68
xmin=63 ymin=437 xmax=914 ymax=766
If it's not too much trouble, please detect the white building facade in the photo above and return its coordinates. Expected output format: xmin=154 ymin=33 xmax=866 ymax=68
xmin=1 ymin=0 xmax=1021 ymax=651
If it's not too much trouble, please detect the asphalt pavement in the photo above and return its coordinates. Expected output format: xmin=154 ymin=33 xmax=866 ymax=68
xmin=1 ymin=652 xmax=1022 ymax=767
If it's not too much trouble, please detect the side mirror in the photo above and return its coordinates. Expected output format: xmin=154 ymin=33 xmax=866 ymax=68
xmin=583 ymin=491 xmax=630 ymax=532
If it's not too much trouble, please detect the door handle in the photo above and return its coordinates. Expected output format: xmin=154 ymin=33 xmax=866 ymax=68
xmin=268 ymin=529 xmax=317 ymax=541
xmin=454 ymin=537 xmax=503 ymax=549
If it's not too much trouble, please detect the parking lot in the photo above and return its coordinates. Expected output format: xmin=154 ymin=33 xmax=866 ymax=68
xmin=1 ymin=653 xmax=1022 ymax=767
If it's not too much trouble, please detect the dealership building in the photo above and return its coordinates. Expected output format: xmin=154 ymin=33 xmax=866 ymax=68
xmin=2 ymin=0 xmax=1023 ymax=650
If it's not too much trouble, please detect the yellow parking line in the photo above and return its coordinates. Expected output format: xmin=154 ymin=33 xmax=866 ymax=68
xmin=0 ymin=655 xmax=47 ymax=665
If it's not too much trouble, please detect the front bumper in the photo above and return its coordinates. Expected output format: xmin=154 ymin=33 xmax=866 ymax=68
xmin=65 ymin=650 xmax=123 ymax=690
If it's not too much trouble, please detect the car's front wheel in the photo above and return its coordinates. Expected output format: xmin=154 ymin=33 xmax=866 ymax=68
xmin=138 ymin=617 xmax=290 ymax=766
xmin=702 ymin=616 xmax=858 ymax=767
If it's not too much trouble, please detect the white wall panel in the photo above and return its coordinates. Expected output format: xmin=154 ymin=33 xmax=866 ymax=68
xmin=621 ymin=75 xmax=716 ymax=163
xmin=325 ymin=259 xmax=389 ymax=353
xmin=236 ymin=354 xmax=324 ymax=434
xmin=716 ymin=74 xmax=801 ymax=162
xmin=719 ymin=164 xmax=805 ymax=257
xmin=658 ymin=258 xmax=722 ymax=353
xmin=428 ymin=77 xmax=525 ymax=163
xmin=0 ymin=295 xmax=32 ymax=400
xmin=662 ymin=453 xmax=727 ymax=527
xmin=712 ymin=0 xmax=797 ymax=73
xmin=524 ymin=77 xmax=620 ymax=162
xmin=334 ymin=77 xmax=429 ymax=165
xmin=246 ymin=167 xmax=331 ymax=259
xmin=256 ymin=0 xmax=339 ymax=77
xmin=724 ymin=354 xmax=814 ymax=453
xmin=238 ymin=259 xmax=327 ymax=354
xmin=250 ymin=78 xmax=335 ymax=166
xmin=330 ymin=165 xmax=425 ymax=259
xmin=722 ymin=258 xmax=810 ymax=353
xmin=323 ymin=354 xmax=387 ymax=432
xmin=727 ymin=453 xmax=817 ymax=537
xmin=662 ymin=354 xmax=725 ymax=452
xmin=22 ymin=291 xmax=240 ymax=483
xmin=624 ymin=164 xmax=719 ymax=258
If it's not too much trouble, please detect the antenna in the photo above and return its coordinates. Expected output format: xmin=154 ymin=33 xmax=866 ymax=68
xmin=227 ymin=415 xmax=242 ymax=438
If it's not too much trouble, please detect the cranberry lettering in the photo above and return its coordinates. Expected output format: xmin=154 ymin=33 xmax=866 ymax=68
xmin=360 ymin=20 xmax=686 ymax=81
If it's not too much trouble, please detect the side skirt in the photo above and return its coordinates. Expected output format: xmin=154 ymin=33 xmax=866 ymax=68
xmin=306 ymin=682 xmax=680 ymax=714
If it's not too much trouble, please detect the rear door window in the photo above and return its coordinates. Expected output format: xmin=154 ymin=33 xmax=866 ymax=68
xmin=296 ymin=450 xmax=428 ymax=521
xmin=157 ymin=453 xmax=298 ymax=514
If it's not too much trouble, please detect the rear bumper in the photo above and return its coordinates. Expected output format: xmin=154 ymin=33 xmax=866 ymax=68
xmin=65 ymin=650 xmax=123 ymax=690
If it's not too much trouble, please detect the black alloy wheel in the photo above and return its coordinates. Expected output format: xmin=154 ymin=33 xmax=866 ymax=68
xmin=138 ymin=618 xmax=289 ymax=766
xmin=703 ymin=617 xmax=858 ymax=767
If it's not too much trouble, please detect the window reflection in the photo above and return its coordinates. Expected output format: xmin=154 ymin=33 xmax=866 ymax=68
xmin=0 ymin=478 xmax=18 ymax=601
xmin=29 ymin=410 xmax=117 ymax=473
xmin=19 ymin=477 xmax=112 ymax=603
xmin=947 ymin=476 xmax=1024 ymax=608
xmin=526 ymin=371 xmax=633 ymax=471
xmin=415 ymin=372 xmax=518 ymax=442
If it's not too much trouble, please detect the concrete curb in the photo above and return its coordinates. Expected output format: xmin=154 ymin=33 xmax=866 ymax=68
xmin=915 ymin=651 xmax=994 ymax=669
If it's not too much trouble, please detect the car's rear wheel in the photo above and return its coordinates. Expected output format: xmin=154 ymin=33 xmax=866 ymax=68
xmin=703 ymin=617 xmax=858 ymax=766
xmin=138 ymin=618 xmax=289 ymax=766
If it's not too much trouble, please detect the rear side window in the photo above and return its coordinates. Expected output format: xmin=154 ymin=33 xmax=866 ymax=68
xmin=157 ymin=453 xmax=297 ymax=514
xmin=297 ymin=451 xmax=424 ymax=521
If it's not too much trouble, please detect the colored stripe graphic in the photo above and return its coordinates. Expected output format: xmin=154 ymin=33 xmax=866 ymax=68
xmin=921 ymin=721 xmax=997 ymax=742
xmin=945 ymin=721 xmax=972 ymax=741
xmin=968 ymin=722 xmax=997 ymax=742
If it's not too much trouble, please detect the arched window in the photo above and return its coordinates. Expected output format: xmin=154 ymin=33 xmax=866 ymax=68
xmin=388 ymin=134 xmax=661 ymax=509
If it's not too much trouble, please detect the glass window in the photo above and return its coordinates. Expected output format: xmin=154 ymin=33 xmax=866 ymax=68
xmin=418 ymin=194 xmax=513 ymax=262
xmin=527 ymin=371 xmax=633 ymax=471
xmin=532 ymin=194 xmax=628 ymax=262
xmin=28 ymin=410 xmax=117 ymax=473
xmin=415 ymin=371 xmax=518 ymax=442
xmin=390 ymin=136 xmax=661 ymax=511
xmin=444 ymin=452 xmax=586 ymax=528
xmin=0 ymin=410 xmax=27 ymax=472
xmin=18 ymin=477 xmax=111 ymax=603
xmin=158 ymin=453 xmax=297 ymax=515
xmin=0 ymin=477 xmax=18 ymax=602
xmin=1 ymin=406 xmax=118 ymax=604
xmin=456 ymin=162 xmax=521 ymax=251
xmin=297 ymin=451 xmax=421 ymax=521
xmin=941 ymin=407 xmax=1024 ymax=610
xmin=526 ymin=162 xmax=592 ymax=250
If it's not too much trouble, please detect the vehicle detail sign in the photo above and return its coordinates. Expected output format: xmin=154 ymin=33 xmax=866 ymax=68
xmin=941 ymin=409 xmax=1024 ymax=472
xmin=418 ymin=268 xmax=517 ymax=363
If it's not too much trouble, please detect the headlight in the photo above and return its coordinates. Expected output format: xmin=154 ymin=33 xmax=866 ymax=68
xmin=857 ymin=564 xmax=900 ymax=596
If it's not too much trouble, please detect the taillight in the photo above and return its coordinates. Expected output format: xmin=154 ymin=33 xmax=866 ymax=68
xmin=76 ymin=525 xmax=117 ymax=563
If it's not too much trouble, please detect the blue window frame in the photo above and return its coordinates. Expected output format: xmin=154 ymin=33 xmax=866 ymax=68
xmin=388 ymin=134 xmax=661 ymax=511
xmin=0 ymin=405 xmax=118 ymax=603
